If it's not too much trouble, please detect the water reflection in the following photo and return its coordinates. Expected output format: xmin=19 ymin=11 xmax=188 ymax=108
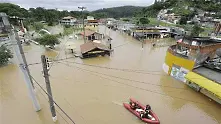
xmin=0 ymin=25 xmax=220 ymax=124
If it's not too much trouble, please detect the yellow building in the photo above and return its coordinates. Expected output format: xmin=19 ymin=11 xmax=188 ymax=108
xmin=163 ymin=37 xmax=221 ymax=82
xmin=85 ymin=25 xmax=98 ymax=32
xmin=163 ymin=37 xmax=221 ymax=104
xmin=163 ymin=45 xmax=195 ymax=82
xmin=185 ymin=71 xmax=221 ymax=104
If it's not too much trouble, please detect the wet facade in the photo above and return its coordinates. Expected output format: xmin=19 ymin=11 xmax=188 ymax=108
xmin=163 ymin=36 xmax=221 ymax=104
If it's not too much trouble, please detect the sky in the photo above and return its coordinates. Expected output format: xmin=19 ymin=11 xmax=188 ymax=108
xmin=1 ymin=0 xmax=155 ymax=11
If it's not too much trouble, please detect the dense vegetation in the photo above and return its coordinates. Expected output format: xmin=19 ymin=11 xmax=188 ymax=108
xmin=36 ymin=34 xmax=60 ymax=47
xmin=0 ymin=46 xmax=13 ymax=66
xmin=190 ymin=24 xmax=204 ymax=37
xmin=91 ymin=6 xmax=145 ymax=18
xmin=0 ymin=3 xmax=88 ymax=26
xmin=1 ymin=1 xmax=221 ymax=23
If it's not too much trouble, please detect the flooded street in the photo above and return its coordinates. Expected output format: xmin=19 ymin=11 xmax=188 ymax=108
xmin=0 ymin=25 xmax=221 ymax=124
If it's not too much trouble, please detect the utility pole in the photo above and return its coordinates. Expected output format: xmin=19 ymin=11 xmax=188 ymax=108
xmin=142 ymin=24 xmax=144 ymax=49
xmin=78 ymin=6 xmax=86 ymax=43
xmin=41 ymin=55 xmax=57 ymax=122
xmin=105 ymin=20 xmax=107 ymax=35
xmin=11 ymin=29 xmax=41 ymax=111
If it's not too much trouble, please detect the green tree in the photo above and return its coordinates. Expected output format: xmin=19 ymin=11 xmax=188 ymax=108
xmin=179 ymin=16 xmax=187 ymax=25
xmin=33 ymin=22 xmax=44 ymax=31
xmin=48 ymin=21 xmax=53 ymax=26
xmin=190 ymin=24 xmax=204 ymax=37
xmin=139 ymin=17 xmax=150 ymax=25
xmin=122 ymin=18 xmax=130 ymax=22
xmin=38 ymin=35 xmax=60 ymax=47
xmin=0 ymin=46 xmax=13 ymax=66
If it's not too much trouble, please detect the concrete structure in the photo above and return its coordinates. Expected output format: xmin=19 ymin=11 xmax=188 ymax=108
xmin=163 ymin=37 xmax=221 ymax=104
xmin=60 ymin=16 xmax=77 ymax=25
xmin=158 ymin=10 xmax=181 ymax=24
xmin=80 ymin=30 xmax=103 ymax=41
xmin=87 ymin=16 xmax=95 ymax=21
xmin=0 ymin=13 xmax=10 ymax=33
xmin=164 ymin=37 xmax=221 ymax=79
xmin=117 ymin=22 xmax=136 ymax=34
xmin=185 ymin=71 xmax=221 ymax=104
xmin=132 ymin=26 xmax=178 ymax=40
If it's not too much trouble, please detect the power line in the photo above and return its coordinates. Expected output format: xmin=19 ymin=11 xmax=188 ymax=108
xmin=64 ymin=60 xmax=163 ymax=74
xmin=57 ymin=62 xmax=213 ymax=107
xmin=57 ymin=61 xmax=186 ymax=90
xmin=27 ymin=56 xmax=163 ymax=74
xmin=36 ymin=87 xmax=70 ymax=124
xmin=31 ymin=76 xmax=76 ymax=124
xmin=27 ymin=56 xmax=75 ymax=66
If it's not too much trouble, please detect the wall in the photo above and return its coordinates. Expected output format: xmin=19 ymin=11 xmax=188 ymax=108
xmin=200 ymin=89 xmax=221 ymax=104
xmin=164 ymin=50 xmax=195 ymax=74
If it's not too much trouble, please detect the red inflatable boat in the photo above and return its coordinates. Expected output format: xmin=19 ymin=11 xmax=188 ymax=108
xmin=123 ymin=98 xmax=160 ymax=124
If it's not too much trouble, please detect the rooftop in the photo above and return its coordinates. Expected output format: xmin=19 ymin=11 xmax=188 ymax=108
xmin=62 ymin=16 xmax=75 ymax=20
xmin=80 ymin=42 xmax=109 ymax=54
xmin=185 ymin=72 xmax=221 ymax=99
xmin=133 ymin=26 xmax=168 ymax=30
xmin=193 ymin=66 xmax=221 ymax=85
xmin=80 ymin=30 xmax=101 ymax=37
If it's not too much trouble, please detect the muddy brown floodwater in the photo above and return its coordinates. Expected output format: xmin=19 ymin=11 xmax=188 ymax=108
xmin=0 ymin=25 xmax=221 ymax=124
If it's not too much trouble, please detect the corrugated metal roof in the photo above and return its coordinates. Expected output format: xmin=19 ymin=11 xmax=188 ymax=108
xmin=185 ymin=72 xmax=221 ymax=99
xmin=80 ymin=42 xmax=109 ymax=54
xmin=193 ymin=67 xmax=221 ymax=84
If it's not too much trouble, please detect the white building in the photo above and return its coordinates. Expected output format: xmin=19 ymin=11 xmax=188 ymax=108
xmin=87 ymin=16 xmax=95 ymax=20
xmin=60 ymin=16 xmax=77 ymax=25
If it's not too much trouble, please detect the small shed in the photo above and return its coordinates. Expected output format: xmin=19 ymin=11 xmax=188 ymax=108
xmin=81 ymin=30 xmax=103 ymax=41
xmin=80 ymin=42 xmax=110 ymax=58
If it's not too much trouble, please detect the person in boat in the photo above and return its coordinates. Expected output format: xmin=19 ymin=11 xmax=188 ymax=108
xmin=145 ymin=104 xmax=151 ymax=114
xmin=130 ymin=102 xmax=138 ymax=110
xmin=139 ymin=105 xmax=152 ymax=119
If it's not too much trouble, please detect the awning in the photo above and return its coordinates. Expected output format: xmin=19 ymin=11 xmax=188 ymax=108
xmin=185 ymin=72 xmax=221 ymax=99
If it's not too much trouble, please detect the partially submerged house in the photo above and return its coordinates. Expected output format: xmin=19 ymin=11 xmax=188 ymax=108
xmin=80 ymin=42 xmax=110 ymax=58
xmin=87 ymin=16 xmax=99 ymax=26
xmin=132 ymin=26 xmax=179 ymax=40
xmin=163 ymin=37 xmax=221 ymax=104
xmin=81 ymin=30 xmax=103 ymax=41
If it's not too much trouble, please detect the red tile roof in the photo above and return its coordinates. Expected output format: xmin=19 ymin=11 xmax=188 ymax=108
xmin=80 ymin=30 xmax=95 ymax=37
xmin=80 ymin=42 xmax=109 ymax=54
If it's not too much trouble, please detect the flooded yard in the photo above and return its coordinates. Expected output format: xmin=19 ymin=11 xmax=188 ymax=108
xmin=0 ymin=25 xmax=221 ymax=124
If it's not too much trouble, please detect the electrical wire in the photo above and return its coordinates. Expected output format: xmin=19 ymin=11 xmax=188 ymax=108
xmin=27 ymin=56 xmax=75 ymax=66
xmin=36 ymin=87 xmax=70 ymax=124
xmin=64 ymin=60 xmax=163 ymax=74
xmin=27 ymin=56 xmax=165 ymax=75
xmin=31 ymin=76 xmax=76 ymax=124
xmin=47 ymin=35 xmax=72 ymax=72
xmin=56 ymin=61 xmax=213 ymax=107
xmin=57 ymin=61 xmax=185 ymax=90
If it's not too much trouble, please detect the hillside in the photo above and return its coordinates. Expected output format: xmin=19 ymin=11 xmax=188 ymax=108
xmin=92 ymin=6 xmax=145 ymax=18
xmin=1 ymin=1 xmax=221 ymax=22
